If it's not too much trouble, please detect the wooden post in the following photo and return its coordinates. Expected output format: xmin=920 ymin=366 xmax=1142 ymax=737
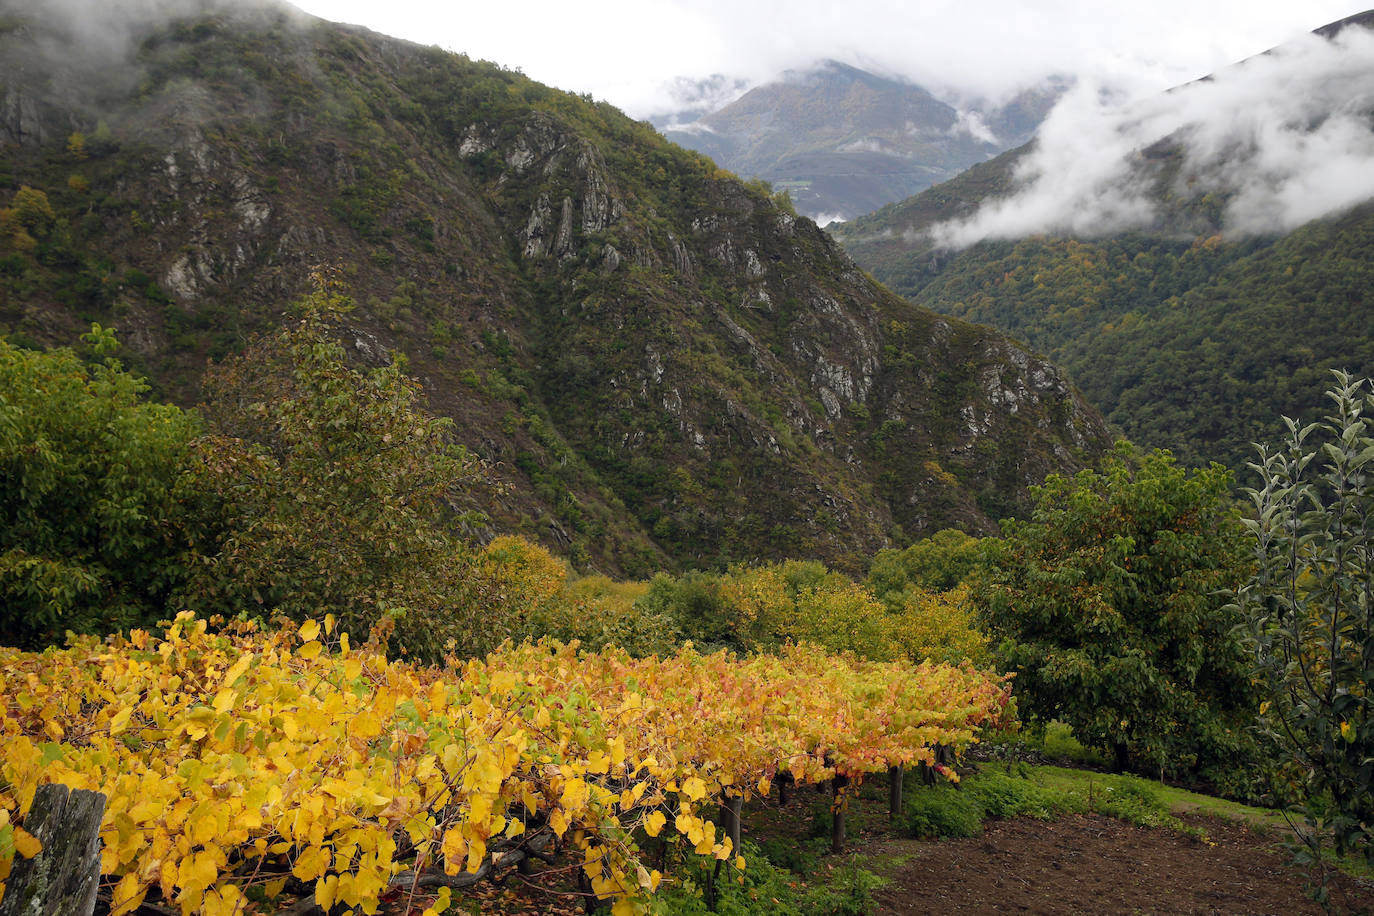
xmin=0 ymin=784 xmax=106 ymax=916
xmin=719 ymin=794 xmax=743 ymax=855
xmin=830 ymin=774 xmax=849 ymax=854
xmin=919 ymin=760 xmax=935 ymax=786
xmin=888 ymin=765 xmax=904 ymax=822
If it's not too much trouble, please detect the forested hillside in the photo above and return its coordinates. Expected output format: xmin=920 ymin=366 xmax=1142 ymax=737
xmin=0 ymin=0 xmax=1109 ymax=575
xmin=835 ymin=13 xmax=1374 ymax=473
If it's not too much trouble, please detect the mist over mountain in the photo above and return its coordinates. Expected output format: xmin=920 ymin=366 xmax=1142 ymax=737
xmin=657 ymin=61 xmax=1066 ymax=223
xmin=834 ymin=12 xmax=1374 ymax=475
xmin=919 ymin=12 xmax=1374 ymax=246
xmin=0 ymin=0 xmax=1109 ymax=573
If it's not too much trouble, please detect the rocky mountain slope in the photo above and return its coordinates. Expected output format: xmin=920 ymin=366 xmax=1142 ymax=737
xmin=660 ymin=61 xmax=1063 ymax=223
xmin=0 ymin=0 xmax=1109 ymax=575
xmin=834 ymin=11 xmax=1374 ymax=474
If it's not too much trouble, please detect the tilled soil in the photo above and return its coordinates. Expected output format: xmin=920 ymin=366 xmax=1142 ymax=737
xmin=874 ymin=813 xmax=1374 ymax=915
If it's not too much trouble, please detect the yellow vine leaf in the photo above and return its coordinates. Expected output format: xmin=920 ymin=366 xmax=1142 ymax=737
xmin=211 ymin=689 xmax=236 ymax=715
xmin=643 ymin=811 xmax=666 ymax=837
xmin=108 ymin=706 xmax=133 ymax=736
xmin=422 ymin=886 xmax=452 ymax=916
xmin=292 ymin=844 xmax=331 ymax=882
xmin=561 ymin=777 xmax=589 ymax=811
xmin=108 ymin=871 xmax=143 ymax=916
xmin=681 ymin=776 xmax=707 ymax=802
xmin=219 ymin=654 xmax=252 ymax=689
xmin=440 ymin=828 xmax=466 ymax=875
xmin=12 ymin=827 xmax=41 ymax=859
xmin=315 ymin=873 xmax=339 ymax=911
xmin=299 ymin=619 xmax=321 ymax=643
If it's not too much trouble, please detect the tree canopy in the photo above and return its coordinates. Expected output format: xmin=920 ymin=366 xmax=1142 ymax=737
xmin=0 ymin=326 xmax=202 ymax=646
xmin=975 ymin=443 xmax=1261 ymax=790
xmin=182 ymin=283 xmax=489 ymax=659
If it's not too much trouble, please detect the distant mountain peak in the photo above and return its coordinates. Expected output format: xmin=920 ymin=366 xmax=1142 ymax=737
xmin=659 ymin=59 xmax=1061 ymax=221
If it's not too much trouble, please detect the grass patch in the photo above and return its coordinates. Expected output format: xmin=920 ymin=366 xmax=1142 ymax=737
xmin=648 ymin=839 xmax=885 ymax=916
xmin=981 ymin=719 xmax=1107 ymax=767
xmin=903 ymin=763 xmax=1205 ymax=840
xmin=1028 ymin=765 xmax=1278 ymax=832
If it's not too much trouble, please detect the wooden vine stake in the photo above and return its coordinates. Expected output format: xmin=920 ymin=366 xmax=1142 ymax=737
xmin=0 ymin=784 xmax=106 ymax=916
xmin=888 ymin=765 xmax=904 ymax=822
xmin=719 ymin=793 xmax=743 ymax=855
xmin=830 ymin=773 xmax=849 ymax=854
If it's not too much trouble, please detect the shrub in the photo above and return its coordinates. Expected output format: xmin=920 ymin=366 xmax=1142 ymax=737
xmin=1237 ymin=371 xmax=1374 ymax=869
xmin=0 ymin=326 xmax=202 ymax=646
xmin=182 ymin=279 xmax=488 ymax=659
xmin=903 ymin=785 xmax=984 ymax=839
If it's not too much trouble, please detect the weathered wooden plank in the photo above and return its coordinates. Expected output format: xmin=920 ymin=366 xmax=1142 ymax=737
xmin=0 ymin=784 xmax=106 ymax=916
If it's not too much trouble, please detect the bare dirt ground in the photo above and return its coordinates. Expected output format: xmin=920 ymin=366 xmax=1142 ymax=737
xmin=396 ymin=775 xmax=1374 ymax=915
xmin=873 ymin=812 xmax=1374 ymax=916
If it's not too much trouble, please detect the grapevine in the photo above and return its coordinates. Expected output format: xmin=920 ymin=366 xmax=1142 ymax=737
xmin=0 ymin=614 xmax=1011 ymax=914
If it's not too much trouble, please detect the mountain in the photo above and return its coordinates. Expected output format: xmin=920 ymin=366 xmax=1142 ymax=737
xmin=0 ymin=0 xmax=1110 ymax=576
xmin=834 ymin=12 xmax=1374 ymax=475
xmin=659 ymin=61 xmax=1064 ymax=223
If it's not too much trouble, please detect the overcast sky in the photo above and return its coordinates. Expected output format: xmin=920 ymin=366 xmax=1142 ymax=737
xmin=289 ymin=0 xmax=1368 ymax=116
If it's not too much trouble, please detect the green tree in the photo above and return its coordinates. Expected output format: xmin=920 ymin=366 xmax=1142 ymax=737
xmin=1237 ymin=372 xmax=1374 ymax=873
xmin=976 ymin=442 xmax=1259 ymax=786
xmin=867 ymin=528 xmax=984 ymax=605
xmin=183 ymin=280 xmax=489 ymax=659
xmin=0 ymin=186 xmax=56 ymax=252
xmin=0 ymin=326 xmax=202 ymax=646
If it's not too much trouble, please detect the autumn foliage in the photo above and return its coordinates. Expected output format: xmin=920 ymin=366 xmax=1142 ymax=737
xmin=0 ymin=614 xmax=1010 ymax=915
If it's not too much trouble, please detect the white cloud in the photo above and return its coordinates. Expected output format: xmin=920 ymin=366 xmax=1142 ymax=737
xmin=931 ymin=25 xmax=1374 ymax=245
xmin=290 ymin=0 xmax=1368 ymax=118
xmin=950 ymin=110 xmax=999 ymax=145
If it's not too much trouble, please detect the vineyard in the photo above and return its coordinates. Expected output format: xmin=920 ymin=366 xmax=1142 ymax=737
xmin=0 ymin=613 xmax=1010 ymax=914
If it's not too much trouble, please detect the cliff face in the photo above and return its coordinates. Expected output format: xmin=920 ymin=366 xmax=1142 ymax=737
xmin=0 ymin=1 xmax=1110 ymax=575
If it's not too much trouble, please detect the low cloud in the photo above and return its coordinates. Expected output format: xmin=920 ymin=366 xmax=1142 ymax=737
xmin=949 ymin=110 xmax=999 ymax=145
xmin=6 ymin=0 xmax=301 ymax=66
xmin=931 ymin=25 xmax=1374 ymax=246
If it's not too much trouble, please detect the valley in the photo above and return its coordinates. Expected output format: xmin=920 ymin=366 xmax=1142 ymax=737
xmin=1 ymin=2 xmax=1372 ymax=915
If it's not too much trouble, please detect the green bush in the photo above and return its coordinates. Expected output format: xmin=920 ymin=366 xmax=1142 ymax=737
xmin=754 ymin=836 xmax=822 ymax=874
xmin=647 ymin=839 xmax=882 ymax=916
xmin=903 ymin=785 xmax=984 ymax=839
xmin=1083 ymin=776 xmax=1195 ymax=834
xmin=965 ymin=770 xmax=1064 ymax=821
xmin=1237 ymin=371 xmax=1374 ymax=869
xmin=798 ymin=859 xmax=884 ymax=916
xmin=0 ymin=326 xmax=203 ymax=646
